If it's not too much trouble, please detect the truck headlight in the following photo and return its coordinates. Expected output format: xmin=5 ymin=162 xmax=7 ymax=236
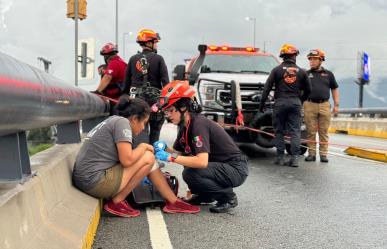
xmin=198 ymin=82 xmax=224 ymax=109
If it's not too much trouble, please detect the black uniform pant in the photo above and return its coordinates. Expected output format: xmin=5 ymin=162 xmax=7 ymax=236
xmin=182 ymin=157 xmax=248 ymax=203
xmin=272 ymin=98 xmax=302 ymax=156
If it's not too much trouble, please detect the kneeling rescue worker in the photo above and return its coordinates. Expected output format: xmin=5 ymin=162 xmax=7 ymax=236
xmin=72 ymin=96 xmax=199 ymax=218
xmin=154 ymin=80 xmax=249 ymax=213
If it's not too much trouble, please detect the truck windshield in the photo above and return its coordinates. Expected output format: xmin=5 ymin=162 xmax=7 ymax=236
xmin=202 ymin=54 xmax=278 ymax=74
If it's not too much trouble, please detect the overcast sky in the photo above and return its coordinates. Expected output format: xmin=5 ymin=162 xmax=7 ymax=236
xmin=1 ymin=0 xmax=387 ymax=101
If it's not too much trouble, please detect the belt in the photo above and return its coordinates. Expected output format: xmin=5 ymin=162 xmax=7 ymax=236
xmin=307 ymin=98 xmax=328 ymax=103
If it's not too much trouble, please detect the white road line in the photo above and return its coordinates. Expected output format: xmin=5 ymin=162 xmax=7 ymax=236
xmin=146 ymin=207 xmax=173 ymax=249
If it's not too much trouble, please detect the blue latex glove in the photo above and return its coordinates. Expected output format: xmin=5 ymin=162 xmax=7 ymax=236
xmin=153 ymin=140 xmax=167 ymax=153
xmin=155 ymin=150 xmax=171 ymax=162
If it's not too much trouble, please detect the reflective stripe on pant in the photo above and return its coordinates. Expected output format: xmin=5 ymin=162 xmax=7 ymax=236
xmin=272 ymin=99 xmax=302 ymax=156
xmin=182 ymin=160 xmax=248 ymax=203
xmin=303 ymin=101 xmax=331 ymax=156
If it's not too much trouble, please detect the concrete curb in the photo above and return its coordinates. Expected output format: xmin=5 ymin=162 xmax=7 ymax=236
xmin=330 ymin=118 xmax=387 ymax=139
xmin=0 ymin=144 xmax=101 ymax=249
xmin=344 ymin=147 xmax=387 ymax=163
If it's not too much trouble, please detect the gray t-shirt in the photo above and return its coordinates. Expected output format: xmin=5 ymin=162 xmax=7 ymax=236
xmin=72 ymin=116 xmax=133 ymax=191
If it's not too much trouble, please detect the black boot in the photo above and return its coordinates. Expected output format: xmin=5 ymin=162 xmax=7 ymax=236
xmin=305 ymin=155 xmax=316 ymax=162
xmin=273 ymin=155 xmax=285 ymax=165
xmin=286 ymin=156 xmax=299 ymax=167
xmin=209 ymin=196 xmax=238 ymax=213
xmin=320 ymin=155 xmax=329 ymax=163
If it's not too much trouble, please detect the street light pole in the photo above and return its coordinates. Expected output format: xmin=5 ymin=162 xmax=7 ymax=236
xmin=245 ymin=16 xmax=256 ymax=49
xmin=74 ymin=0 xmax=79 ymax=86
xmin=115 ymin=0 xmax=118 ymax=46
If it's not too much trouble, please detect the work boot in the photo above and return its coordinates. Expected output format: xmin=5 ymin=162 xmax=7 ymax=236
xmin=209 ymin=196 xmax=238 ymax=213
xmin=320 ymin=155 xmax=329 ymax=163
xmin=305 ymin=155 xmax=316 ymax=162
xmin=286 ymin=156 xmax=299 ymax=167
xmin=185 ymin=194 xmax=214 ymax=205
xmin=273 ymin=155 xmax=285 ymax=165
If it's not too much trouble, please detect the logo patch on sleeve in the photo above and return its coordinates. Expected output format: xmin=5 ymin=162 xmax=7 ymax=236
xmin=123 ymin=129 xmax=131 ymax=138
xmin=193 ymin=135 xmax=203 ymax=148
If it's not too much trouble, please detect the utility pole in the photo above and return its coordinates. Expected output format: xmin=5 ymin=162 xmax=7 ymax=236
xmin=115 ymin=0 xmax=118 ymax=47
xmin=74 ymin=0 xmax=79 ymax=86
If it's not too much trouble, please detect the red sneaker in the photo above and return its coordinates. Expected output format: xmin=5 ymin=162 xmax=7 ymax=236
xmin=104 ymin=200 xmax=140 ymax=218
xmin=162 ymin=199 xmax=200 ymax=214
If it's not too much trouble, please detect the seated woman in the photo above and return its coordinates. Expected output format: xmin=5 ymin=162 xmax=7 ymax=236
xmin=154 ymin=81 xmax=249 ymax=213
xmin=72 ymin=96 xmax=199 ymax=217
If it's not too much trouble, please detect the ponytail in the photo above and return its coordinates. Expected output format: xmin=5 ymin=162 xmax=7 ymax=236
xmin=115 ymin=95 xmax=150 ymax=120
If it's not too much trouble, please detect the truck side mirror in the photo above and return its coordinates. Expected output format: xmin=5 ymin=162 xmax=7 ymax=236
xmin=172 ymin=65 xmax=186 ymax=80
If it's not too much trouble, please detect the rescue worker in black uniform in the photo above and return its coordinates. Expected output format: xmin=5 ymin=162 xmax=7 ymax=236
xmin=124 ymin=29 xmax=169 ymax=145
xmin=154 ymin=80 xmax=249 ymax=213
xmin=260 ymin=44 xmax=311 ymax=167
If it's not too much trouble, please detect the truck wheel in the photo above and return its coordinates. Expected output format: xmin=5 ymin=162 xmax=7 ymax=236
xmin=285 ymin=144 xmax=308 ymax=155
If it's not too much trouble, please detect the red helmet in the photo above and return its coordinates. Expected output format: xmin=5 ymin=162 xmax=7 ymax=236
xmin=279 ymin=44 xmax=299 ymax=57
xmin=159 ymin=80 xmax=195 ymax=110
xmin=100 ymin=43 xmax=118 ymax=55
xmin=136 ymin=29 xmax=161 ymax=43
xmin=307 ymin=49 xmax=326 ymax=61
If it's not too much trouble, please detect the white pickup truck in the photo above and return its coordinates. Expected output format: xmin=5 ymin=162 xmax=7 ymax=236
xmin=173 ymin=44 xmax=307 ymax=155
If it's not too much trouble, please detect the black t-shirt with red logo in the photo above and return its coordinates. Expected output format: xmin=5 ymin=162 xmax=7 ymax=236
xmin=173 ymin=114 xmax=241 ymax=163
xmin=306 ymin=67 xmax=338 ymax=101
xmin=260 ymin=59 xmax=311 ymax=106
xmin=124 ymin=50 xmax=169 ymax=91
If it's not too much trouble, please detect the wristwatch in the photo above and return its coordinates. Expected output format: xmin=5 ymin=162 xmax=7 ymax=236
xmin=170 ymin=153 xmax=178 ymax=162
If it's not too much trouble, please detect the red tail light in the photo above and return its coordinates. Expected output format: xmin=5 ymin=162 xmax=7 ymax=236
xmin=221 ymin=46 xmax=229 ymax=51
xmin=246 ymin=47 xmax=255 ymax=52
xmin=208 ymin=45 xmax=218 ymax=51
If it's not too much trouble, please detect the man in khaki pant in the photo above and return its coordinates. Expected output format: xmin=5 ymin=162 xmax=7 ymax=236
xmin=304 ymin=49 xmax=339 ymax=163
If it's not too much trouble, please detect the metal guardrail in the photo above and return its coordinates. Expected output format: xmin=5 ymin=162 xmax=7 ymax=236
xmin=338 ymin=107 xmax=387 ymax=118
xmin=0 ymin=52 xmax=109 ymax=181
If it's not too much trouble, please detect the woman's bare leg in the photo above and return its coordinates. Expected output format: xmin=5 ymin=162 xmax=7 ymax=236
xmin=148 ymin=169 xmax=178 ymax=204
xmin=112 ymin=151 xmax=155 ymax=203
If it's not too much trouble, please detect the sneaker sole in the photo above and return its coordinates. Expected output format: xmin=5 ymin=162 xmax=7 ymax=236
xmin=162 ymin=207 xmax=200 ymax=214
xmin=104 ymin=205 xmax=140 ymax=218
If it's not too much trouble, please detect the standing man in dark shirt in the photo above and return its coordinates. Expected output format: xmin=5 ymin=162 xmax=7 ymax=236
xmin=93 ymin=43 xmax=127 ymax=101
xmin=260 ymin=44 xmax=311 ymax=167
xmin=124 ymin=29 xmax=169 ymax=144
xmin=304 ymin=49 xmax=339 ymax=163
xmin=154 ymin=80 xmax=248 ymax=213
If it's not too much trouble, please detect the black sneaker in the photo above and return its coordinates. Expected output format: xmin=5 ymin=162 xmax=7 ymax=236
xmin=273 ymin=155 xmax=285 ymax=165
xmin=209 ymin=196 xmax=238 ymax=213
xmin=185 ymin=194 xmax=214 ymax=205
xmin=286 ymin=156 xmax=299 ymax=167
xmin=320 ymin=155 xmax=329 ymax=163
xmin=305 ymin=155 xmax=316 ymax=162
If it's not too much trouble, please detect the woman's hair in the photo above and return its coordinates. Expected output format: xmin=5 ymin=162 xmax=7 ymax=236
xmin=115 ymin=95 xmax=150 ymax=120
xmin=174 ymin=98 xmax=202 ymax=114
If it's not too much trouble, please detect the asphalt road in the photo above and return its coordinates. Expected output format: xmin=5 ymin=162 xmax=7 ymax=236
xmin=93 ymin=124 xmax=387 ymax=249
